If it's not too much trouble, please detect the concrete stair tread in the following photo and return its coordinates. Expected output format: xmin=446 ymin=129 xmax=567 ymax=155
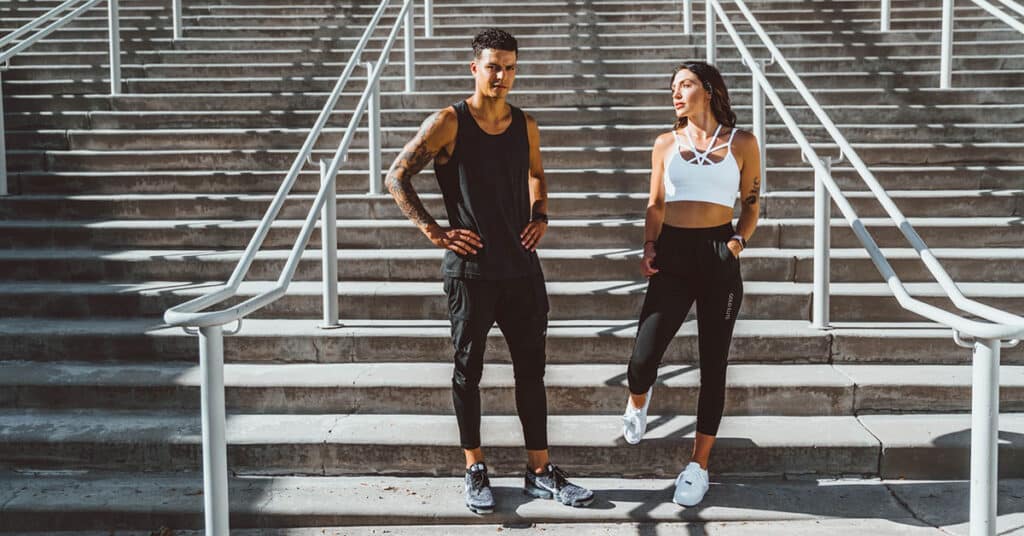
xmin=0 ymin=409 xmax=879 ymax=447
xmin=4 ymin=189 xmax=1020 ymax=200
xmin=5 ymin=471 xmax=1012 ymax=531
xmin=2 ymin=216 xmax=1020 ymax=227
xmin=16 ymin=360 xmax=1005 ymax=389
xmin=6 ymin=279 xmax=1024 ymax=297
xmin=5 ymin=246 xmax=1024 ymax=262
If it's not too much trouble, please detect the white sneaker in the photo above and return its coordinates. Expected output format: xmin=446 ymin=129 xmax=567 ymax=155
xmin=673 ymin=461 xmax=709 ymax=507
xmin=621 ymin=387 xmax=652 ymax=445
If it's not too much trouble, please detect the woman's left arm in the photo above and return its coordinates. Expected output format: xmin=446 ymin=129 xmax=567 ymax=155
xmin=728 ymin=131 xmax=762 ymax=258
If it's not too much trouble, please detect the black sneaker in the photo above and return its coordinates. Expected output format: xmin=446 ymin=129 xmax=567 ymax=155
xmin=464 ymin=462 xmax=495 ymax=514
xmin=523 ymin=463 xmax=594 ymax=507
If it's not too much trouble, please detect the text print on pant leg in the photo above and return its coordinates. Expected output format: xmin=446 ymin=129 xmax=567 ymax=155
xmin=723 ymin=292 xmax=735 ymax=320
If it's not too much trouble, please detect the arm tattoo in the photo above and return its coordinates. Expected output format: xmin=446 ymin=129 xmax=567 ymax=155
xmin=385 ymin=112 xmax=445 ymax=228
xmin=743 ymin=176 xmax=761 ymax=206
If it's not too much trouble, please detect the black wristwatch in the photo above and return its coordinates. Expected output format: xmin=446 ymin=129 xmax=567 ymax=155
xmin=531 ymin=212 xmax=549 ymax=224
xmin=729 ymin=234 xmax=747 ymax=249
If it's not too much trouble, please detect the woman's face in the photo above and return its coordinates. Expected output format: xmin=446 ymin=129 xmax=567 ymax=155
xmin=671 ymin=68 xmax=710 ymax=120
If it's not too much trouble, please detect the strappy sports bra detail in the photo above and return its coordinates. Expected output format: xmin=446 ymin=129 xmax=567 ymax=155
xmin=662 ymin=125 xmax=740 ymax=208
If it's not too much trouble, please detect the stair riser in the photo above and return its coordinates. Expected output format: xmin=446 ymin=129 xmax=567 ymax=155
xmin=11 ymin=104 xmax=1024 ymax=131
xmin=0 ymin=439 xmax=883 ymax=477
xmin=11 ymin=167 xmax=1022 ymax=195
xmin=1 ymin=194 xmax=1018 ymax=219
xmin=11 ymin=123 xmax=1023 ymax=151
xmin=1 ymin=328 xmax=1019 ymax=365
xmin=13 ymin=146 xmax=1021 ymax=173
xmin=0 ymin=383 xmax=858 ymax=416
xmin=10 ymin=55 xmax=1024 ymax=81
xmin=9 ymin=70 xmax=1022 ymax=94
xmin=5 ymin=255 xmax=1023 ymax=284
xmin=5 ymin=382 xmax=1022 ymax=414
xmin=9 ymin=87 xmax=1023 ymax=113
xmin=16 ymin=40 xmax=1024 ymax=66
xmin=2 ymin=222 xmax=1018 ymax=249
xmin=3 ymin=290 xmax=1022 ymax=323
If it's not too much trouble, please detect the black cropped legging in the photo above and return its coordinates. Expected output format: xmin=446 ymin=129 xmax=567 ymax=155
xmin=626 ymin=223 xmax=744 ymax=437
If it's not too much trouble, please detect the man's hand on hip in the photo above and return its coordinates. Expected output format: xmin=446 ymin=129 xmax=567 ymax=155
xmin=520 ymin=221 xmax=547 ymax=251
xmin=425 ymin=224 xmax=484 ymax=255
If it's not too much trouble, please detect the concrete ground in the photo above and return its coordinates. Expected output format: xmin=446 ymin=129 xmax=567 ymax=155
xmin=2 ymin=475 xmax=1022 ymax=535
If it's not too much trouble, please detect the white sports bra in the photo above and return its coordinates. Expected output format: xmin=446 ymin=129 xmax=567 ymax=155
xmin=662 ymin=124 xmax=740 ymax=208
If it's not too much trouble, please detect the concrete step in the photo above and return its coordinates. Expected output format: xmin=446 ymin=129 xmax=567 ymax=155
xmin=1 ymin=280 xmax=1022 ymax=323
xmin=8 ymin=68 xmax=1023 ymax=94
xmin=10 ymin=54 xmax=1024 ymax=81
xmin=10 ymin=122 xmax=1024 ymax=151
xmin=5 ymin=247 xmax=1024 ymax=284
xmin=9 ymin=87 xmax=1024 ymax=114
xmin=11 ymin=101 xmax=1024 ymax=131
xmin=11 ymin=143 xmax=1023 ymax=174
xmin=10 ymin=165 xmax=1024 ymax=195
xmin=3 ymin=472 xmax=1016 ymax=533
xmin=11 ymin=38 xmax=1014 ymax=66
xmin=3 ymin=360 xmax=1022 ymax=415
xmin=1 ymin=217 xmax=1019 ymax=250
xmin=0 ymin=190 xmax=1019 ymax=220
xmin=0 ymin=317 xmax=1015 ymax=365
xmin=2 ymin=410 xmax=1023 ymax=477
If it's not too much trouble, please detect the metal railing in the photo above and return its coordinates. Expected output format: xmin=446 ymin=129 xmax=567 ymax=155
xmin=695 ymin=0 xmax=1024 ymax=534
xmin=162 ymin=0 xmax=428 ymax=533
xmin=0 ymin=0 xmax=122 ymax=195
xmin=879 ymin=0 xmax=1024 ymax=88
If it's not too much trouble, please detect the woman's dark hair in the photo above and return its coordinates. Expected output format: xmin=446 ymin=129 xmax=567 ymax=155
xmin=472 ymin=28 xmax=518 ymax=58
xmin=671 ymin=61 xmax=736 ymax=130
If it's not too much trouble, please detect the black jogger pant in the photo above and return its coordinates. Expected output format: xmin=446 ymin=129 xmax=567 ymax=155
xmin=626 ymin=223 xmax=744 ymax=437
xmin=444 ymin=273 xmax=550 ymax=451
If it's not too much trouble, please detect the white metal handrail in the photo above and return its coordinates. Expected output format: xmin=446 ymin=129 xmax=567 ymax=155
xmin=704 ymin=1 xmax=1024 ymax=534
xmin=0 ymin=0 xmax=122 ymax=196
xmin=163 ymin=0 xmax=413 ymax=330
xmin=161 ymin=0 xmax=426 ymax=533
xmin=880 ymin=0 xmax=1024 ymax=88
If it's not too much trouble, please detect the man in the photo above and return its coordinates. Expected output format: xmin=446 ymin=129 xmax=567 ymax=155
xmin=385 ymin=27 xmax=594 ymax=514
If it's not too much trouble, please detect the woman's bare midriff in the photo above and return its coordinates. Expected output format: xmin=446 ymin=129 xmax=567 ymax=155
xmin=662 ymin=200 xmax=735 ymax=229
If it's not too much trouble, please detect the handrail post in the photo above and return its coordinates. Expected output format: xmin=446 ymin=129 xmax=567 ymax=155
xmin=366 ymin=62 xmax=382 ymax=194
xmin=173 ymin=0 xmax=182 ymax=40
xmin=199 ymin=325 xmax=229 ymax=536
xmin=108 ymin=0 xmax=121 ymax=95
xmin=404 ymin=0 xmax=415 ymax=92
xmin=320 ymin=159 xmax=340 ymax=328
xmin=0 ymin=73 xmax=8 ymax=196
xmin=880 ymin=0 xmax=891 ymax=31
xmin=705 ymin=0 xmax=716 ymax=64
xmin=970 ymin=337 xmax=1000 ymax=536
xmin=682 ymin=0 xmax=693 ymax=35
xmin=811 ymin=156 xmax=832 ymax=329
xmin=940 ymin=0 xmax=954 ymax=88
xmin=424 ymin=0 xmax=433 ymax=38
xmin=751 ymin=60 xmax=768 ymax=195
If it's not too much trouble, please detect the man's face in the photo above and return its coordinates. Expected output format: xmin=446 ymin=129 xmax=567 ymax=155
xmin=471 ymin=48 xmax=517 ymax=98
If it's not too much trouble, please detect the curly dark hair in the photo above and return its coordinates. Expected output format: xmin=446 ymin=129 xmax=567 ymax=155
xmin=671 ymin=61 xmax=737 ymax=130
xmin=472 ymin=27 xmax=518 ymax=58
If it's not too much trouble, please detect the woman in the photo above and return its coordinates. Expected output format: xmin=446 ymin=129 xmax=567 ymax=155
xmin=621 ymin=61 xmax=761 ymax=507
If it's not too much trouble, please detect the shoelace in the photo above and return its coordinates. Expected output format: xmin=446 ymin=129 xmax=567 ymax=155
xmin=547 ymin=464 xmax=570 ymax=490
xmin=469 ymin=468 xmax=489 ymax=491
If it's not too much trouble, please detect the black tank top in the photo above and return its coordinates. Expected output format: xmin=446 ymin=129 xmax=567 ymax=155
xmin=433 ymin=100 xmax=542 ymax=280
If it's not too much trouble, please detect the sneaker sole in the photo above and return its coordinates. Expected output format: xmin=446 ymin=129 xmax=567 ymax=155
xmin=524 ymin=487 xmax=595 ymax=508
xmin=466 ymin=503 xmax=494 ymax=515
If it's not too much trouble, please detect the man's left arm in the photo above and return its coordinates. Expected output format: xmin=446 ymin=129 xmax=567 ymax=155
xmin=521 ymin=112 xmax=548 ymax=251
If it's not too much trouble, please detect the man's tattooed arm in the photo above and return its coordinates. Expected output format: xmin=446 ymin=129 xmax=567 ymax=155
xmin=384 ymin=110 xmax=452 ymax=230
